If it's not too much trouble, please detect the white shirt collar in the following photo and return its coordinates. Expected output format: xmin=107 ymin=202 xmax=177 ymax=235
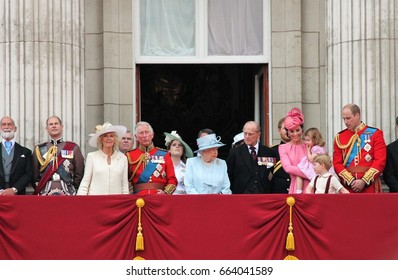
xmin=2 ymin=138 xmax=16 ymax=147
xmin=247 ymin=143 xmax=259 ymax=152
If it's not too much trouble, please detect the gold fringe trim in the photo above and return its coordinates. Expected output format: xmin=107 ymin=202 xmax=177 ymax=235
xmin=127 ymin=144 xmax=155 ymax=182
xmin=135 ymin=198 xmax=145 ymax=251
xmin=335 ymin=133 xmax=360 ymax=166
xmin=284 ymin=196 xmax=299 ymax=259
xmin=35 ymin=145 xmax=58 ymax=173
xmin=129 ymin=154 xmax=146 ymax=182
xmin=285 ymin=196 xmax=295 ymax=251
xmin=284 ymin=255 xmax=299 ymax=260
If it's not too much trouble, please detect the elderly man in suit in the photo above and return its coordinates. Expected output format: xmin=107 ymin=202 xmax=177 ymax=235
xmin=0 ymin=116 xmax=33 ymax=195
xmin=226 ymin=121 xmax=276 ymax=194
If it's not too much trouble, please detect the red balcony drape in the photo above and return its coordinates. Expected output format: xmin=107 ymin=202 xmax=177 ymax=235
xmin=0 ymin=194 xmax=397 ymax=260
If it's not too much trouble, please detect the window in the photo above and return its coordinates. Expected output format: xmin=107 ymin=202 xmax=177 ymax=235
xmin=140 ymin=0 xmax=195 ymax=56
xmin=208 ymin=0 xmax=263 ymax=55
xmin=134 ymin=0 xmax=269 ymax=63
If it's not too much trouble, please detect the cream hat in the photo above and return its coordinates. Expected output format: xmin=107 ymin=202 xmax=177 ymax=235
xmin=88 ymin=122 xmax=127 ymax=148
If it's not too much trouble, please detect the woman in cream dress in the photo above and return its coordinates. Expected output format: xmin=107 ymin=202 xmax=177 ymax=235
xmin=77 ymin=122 xmax=129 ymax=195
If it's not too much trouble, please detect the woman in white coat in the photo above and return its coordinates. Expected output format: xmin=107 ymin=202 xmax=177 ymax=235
xmin=77 ymin=122 xmax=129 ymax=195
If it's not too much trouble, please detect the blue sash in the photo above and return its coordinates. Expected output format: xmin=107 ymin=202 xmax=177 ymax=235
xmin=346 ymin=127 xmax=376 ymax=166
xmin=137 ymin=150 xmax=167 ymax=183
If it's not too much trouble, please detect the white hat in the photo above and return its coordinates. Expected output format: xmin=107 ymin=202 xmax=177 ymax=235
xmin=194 ymin=133 xmax=225 ymax=153
xmin=232 ymin=132 xmax=244 ymax=147
xmin=164 ymin=131 xmax=194 ymax=158
xmin=88 ymin=122 xmax=127 ymax=148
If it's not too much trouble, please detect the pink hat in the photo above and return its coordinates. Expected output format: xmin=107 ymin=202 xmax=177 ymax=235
xmin=284 ymin=108 xmax=304 ymax=130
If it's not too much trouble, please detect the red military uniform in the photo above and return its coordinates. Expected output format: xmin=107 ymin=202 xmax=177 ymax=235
xmin=126 ymin=143 xmax=177 ymax=195
xmin=333 ymin=123 xmax=387 ymax=193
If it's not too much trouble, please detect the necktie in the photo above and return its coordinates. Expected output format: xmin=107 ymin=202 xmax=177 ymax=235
xmin=5 ymin=141 xmax=12 ymax=155
xmin=250 ymin=146 xmax=257 ymax=161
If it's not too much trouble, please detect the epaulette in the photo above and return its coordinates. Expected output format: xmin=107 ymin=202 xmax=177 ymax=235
xmin=37 ymin=142 xmax=48 ymax=148
xmin=367 ymin=126 xmax=378 ymax=130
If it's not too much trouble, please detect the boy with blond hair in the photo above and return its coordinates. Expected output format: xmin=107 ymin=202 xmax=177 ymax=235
xmin=306 ymin=154 xmax=349 ymax=194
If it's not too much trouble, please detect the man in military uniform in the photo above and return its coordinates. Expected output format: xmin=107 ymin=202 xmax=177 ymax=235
xmin=32 ymin=116 xmax=85 ymax=195
xmin=126 ymin=121 xmax=177 ymax=195
xmin=270 ymin=117 xmax=290 ymax=193
xmin=333 ymin=104 xmax=386 ymax=193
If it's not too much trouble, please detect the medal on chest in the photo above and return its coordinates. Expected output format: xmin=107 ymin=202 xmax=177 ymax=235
xmin=363 ymin=133 xmax=372 ymax=152
xmin=144 ymin=152 xmax=151 ymax=164
xmin=151 ymin=155 xmax=165 ymax=164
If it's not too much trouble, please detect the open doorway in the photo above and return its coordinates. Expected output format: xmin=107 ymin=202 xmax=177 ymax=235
xmin=138 ymin=64 xmax=268 ymax=159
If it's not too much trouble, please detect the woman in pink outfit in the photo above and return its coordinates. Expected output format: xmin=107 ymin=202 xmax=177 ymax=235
xmin=278 ymin=108 xmax=309 ymax=194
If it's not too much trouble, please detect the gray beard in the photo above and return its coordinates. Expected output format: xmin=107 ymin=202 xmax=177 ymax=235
xmin=1 ymin=131 xmax=15 ymax=140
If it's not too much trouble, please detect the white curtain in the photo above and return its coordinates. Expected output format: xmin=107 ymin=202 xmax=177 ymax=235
xmin=140 ymin=0 xmax=263 ymax=56
xmin=140 ymin=0 xmax=195 ymax=56
xmin=208 ymin=0 xmax=263 ymax=55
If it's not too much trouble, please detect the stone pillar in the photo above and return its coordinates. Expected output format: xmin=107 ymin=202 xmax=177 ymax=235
xmin=0 ymin=0 xmax=85 ymax=150
xmin=326 ymin=0 xmax=398 ymax=144
xmin=270 ymin=0 xmax=326 ymax=145
xmin=271 ymin=0 xmax=303 ymax=142
xmin=85 ymin=0 xmax=133 ymax=152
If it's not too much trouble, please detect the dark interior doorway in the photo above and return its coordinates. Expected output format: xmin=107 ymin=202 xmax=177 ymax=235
xmin=139 ymin=64 xmax=263 ymax=159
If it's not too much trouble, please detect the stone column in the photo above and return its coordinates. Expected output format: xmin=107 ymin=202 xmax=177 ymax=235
xmin=270 ymin=0 xmax=326 ymax=145
xmin=84 ymin=0 xmax=133 ymax=152
xmin=326 ymin=0 xmax=398 ymax=144
xmin=0 ymin=0 xmax=85 ymax=150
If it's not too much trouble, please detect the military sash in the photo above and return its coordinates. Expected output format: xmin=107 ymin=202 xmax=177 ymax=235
xmin=34 ymin=142 xmax=76 ymax=195
xmin=345 ymin=127 xmax=376 ymax=167
xmin=137 ymin=150 xmax=167 ymax=184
